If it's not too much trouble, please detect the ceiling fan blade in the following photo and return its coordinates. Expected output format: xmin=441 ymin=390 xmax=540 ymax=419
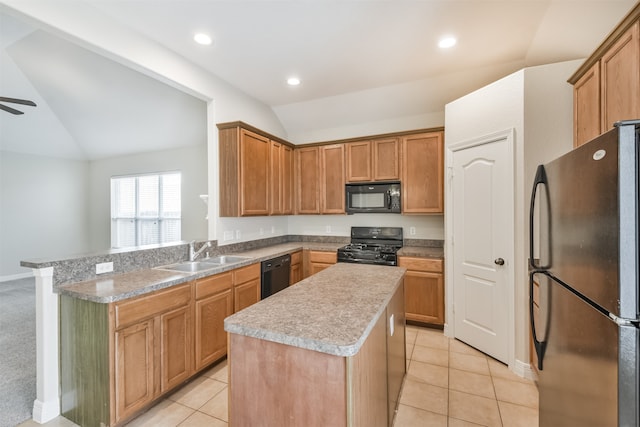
xmin=0 ymin=103 xmax=25 ymax=115
xmin=0 ymin=97 xmax=36 ymax=107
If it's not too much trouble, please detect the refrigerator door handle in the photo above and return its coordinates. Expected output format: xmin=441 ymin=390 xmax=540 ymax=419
xmin=529 ymin=271 xmax=548 ymax=370
xmin=529 ymin=164 xmax=549 ymax=270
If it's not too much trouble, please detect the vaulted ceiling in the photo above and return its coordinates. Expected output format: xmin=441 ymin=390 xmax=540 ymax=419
xmin=0 ymin=1 xmax=636 ymax=160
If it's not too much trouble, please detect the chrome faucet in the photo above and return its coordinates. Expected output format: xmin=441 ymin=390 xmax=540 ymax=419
xmin=189 ymin=241 xmax=212 ymax=261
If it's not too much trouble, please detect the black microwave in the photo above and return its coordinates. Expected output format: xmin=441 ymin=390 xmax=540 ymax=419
xmin=345 ymin=181 xmax=401 ymax=214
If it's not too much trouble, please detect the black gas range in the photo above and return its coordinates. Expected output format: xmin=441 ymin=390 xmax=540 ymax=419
xmin=337 ymin=226 xmax=403 ymax=266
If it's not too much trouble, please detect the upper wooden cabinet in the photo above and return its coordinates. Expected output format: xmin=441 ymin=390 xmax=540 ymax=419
xmin=320 ymin=144 xmax=345 ymax=214
xmin=220 ymin=121 xmax=444 ymax=217
xmin=573 ymin=62 xmax=601 ymax=147
xmin=282 ymin=145 xmax=294 ymax=214
xmin=346 ymin=138 xmax=400 ymax=182
xmin=296 ymin=146 xmax=321 ymax=214
xmin=570 ymin=6 xmax=640 ymax=147
xmin=401 ymin=131 xmax=444 ymax=214
xmin=218 ymin=122 xmax=294 ymax=217
xmin=601 ymin=22 xmax=640 ymax=134
xmin=296 ymin=144 xmax=345 ymax=214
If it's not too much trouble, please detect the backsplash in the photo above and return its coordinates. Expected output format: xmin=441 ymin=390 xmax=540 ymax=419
xmin=21 ymin=235 xmax=440 ymax=287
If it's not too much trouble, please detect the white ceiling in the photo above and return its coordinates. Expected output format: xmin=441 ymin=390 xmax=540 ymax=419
xmin=0 ymin=0 xmax=636 ymax=159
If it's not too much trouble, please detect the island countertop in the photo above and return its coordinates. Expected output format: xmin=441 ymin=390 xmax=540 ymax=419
xmin=224 ymin=262 xmax=406 ymax=358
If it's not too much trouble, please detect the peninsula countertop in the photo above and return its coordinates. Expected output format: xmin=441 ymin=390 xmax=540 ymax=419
xmin=56 ymin=242 xmax=344 ymax=303
xmin=224 ymin=262 xmax=406 ymax=357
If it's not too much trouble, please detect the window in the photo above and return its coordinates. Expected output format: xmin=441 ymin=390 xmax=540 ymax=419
xmin=111 ymin=172 xmax=181 ymax=248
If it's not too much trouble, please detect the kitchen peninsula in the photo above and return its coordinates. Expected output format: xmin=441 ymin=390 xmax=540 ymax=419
xmin=224 ymin=262 xmax=407 ymax=427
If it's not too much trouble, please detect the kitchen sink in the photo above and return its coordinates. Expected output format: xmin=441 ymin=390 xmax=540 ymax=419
xmin=204 ymin=255 xmax=252 ymax=264
xmin=158 ymin=261 xmax=221 ymax=273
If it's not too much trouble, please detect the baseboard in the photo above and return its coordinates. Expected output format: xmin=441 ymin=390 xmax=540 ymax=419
xmin=32 ymin=398 xmax=60 ymax=424
xmin=0 ymin=271 xmax=34 ymax=283
xmin=513 ymin=358 xmax=538 ymax=382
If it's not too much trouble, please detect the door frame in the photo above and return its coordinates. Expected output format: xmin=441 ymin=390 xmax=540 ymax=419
xmin=444 ymin=128 xmax=516 ymax=369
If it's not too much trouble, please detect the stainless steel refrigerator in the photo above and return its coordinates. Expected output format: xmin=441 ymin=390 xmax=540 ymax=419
xmin=529 ymin=120 xmax=639 ymax=427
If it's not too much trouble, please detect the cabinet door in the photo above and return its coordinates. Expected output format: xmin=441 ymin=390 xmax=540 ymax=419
xmin=373 ymin=137 xmax=400 ymax=181
xmin=240 ymin=129 xmax=270 ymax=216
xmin=308 ymin=251 xmax=337 ymax=276
xmin=403 ymin=271 xmax=444 ymax=325
xmin=234 ymin=279 xmax=261 ymax=312
xmin=160 ymin=306 xmax=192 ymax=393
xmin=270 ymin=140 xmax=282 ymax=215
xmin=296 ymin=146 xmax=321 ymax=214
xmin=195 ymin=289 xmax=233 ymax=371
xmin=114 ymin=319 xmax=155 ymax=423
xmin=346 ymin=141 xmax=372 ymax=182
xmin=601 ymin=21 xmax=640 ymax=133
xmin=282 ymin=145 xmax=294 ymax=214
xmin=573 ymin=62 xmax=601 ymax=147
xmin=401 ymin=132 xmax=444 ymax=214
xmin=290 ymin=251 xmax=303 ymax=285
xmin=320 ymin=144 xmax=345 ymax=214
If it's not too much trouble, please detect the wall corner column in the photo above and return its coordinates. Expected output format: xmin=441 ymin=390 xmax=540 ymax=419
xmin=31 ymin=267 xmax=60 ymax=423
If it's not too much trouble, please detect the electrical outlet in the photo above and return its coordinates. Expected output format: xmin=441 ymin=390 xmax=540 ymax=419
xmin=271 ymin=226 xmax=275 ymax=234
xmin=410 ymin=227 xmax=416 ymax=236
xmin=326 ymin=225 xmax=331 ymax=233
xmin=235 ymin=230 xmax=241 ymax=239
xmin=224 ymin=230 xmax=234 ymax=241
xmin=96 ymin=262 xmax=113 ymax=275
xmin=259 ymin=228 xmax=264 ymax=236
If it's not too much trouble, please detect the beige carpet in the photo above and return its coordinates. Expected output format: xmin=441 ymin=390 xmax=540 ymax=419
xmin=0 ymin=277 xmax=36 ymax=427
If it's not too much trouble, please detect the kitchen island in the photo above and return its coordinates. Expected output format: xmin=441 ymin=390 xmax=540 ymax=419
xmin=224 ymin=262 xmax=407 ymax=427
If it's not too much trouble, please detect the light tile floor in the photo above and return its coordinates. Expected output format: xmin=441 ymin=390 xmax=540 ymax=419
xmin=18 ymin=325 xmax=538 ymax=427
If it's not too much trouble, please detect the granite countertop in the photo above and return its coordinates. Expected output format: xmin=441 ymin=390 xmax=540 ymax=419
xmin=57 ymin=242 xmax=345 ymax=303
xmin=55 ymin=241 xmax=440 ymax=304
xmin=224 ymin=262 xmax=406 ymax=357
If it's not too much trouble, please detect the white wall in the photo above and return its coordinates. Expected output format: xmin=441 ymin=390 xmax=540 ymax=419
xmin=0 ymin=151 xmax=90 ymax=278
xmin=287 ymin=214 xmax=444 ymax=240
xmin=1 ymin=1 xmax=287 ymax=248
xmin=444 ymin=59 xmax=579 ymax=373
xmin=88 ymin=144 xmax=208 ymax=251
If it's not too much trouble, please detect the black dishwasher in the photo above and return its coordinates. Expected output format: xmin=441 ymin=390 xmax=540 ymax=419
xmin=261 ymin=254 xmax=291 ymax=299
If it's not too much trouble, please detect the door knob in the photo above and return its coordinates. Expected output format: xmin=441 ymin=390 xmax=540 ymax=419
xmin=494 ymin=258 xmax=505 ymax=266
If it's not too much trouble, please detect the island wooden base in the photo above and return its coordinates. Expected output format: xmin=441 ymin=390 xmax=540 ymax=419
xmin=228 ymin=284 xmax=406 ymax=427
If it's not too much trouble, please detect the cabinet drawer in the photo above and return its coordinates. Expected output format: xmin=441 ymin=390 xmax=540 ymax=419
xmin=234 ymin=263 xmax=260 ymax=284
xmin=398 ymin=257 xmax=443 ymax=273
xmin=290 ymin=250 xmax=302 ymax=265
xmin=114 ymin=283 xmax=192 ymax=329
xmin=196 ymin=272 xmax=233 ymax=300
xmin=309 ymin=251 xmax=337 ymax=264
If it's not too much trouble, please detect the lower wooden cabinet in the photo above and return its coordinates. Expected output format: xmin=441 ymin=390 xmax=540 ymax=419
xmin=60 ymin=261 xmax=264 ymax=427
xmin=233 ymin=263 xmax=261 ymax=312
xmin=398 ymin=256 xmax=444 ymax=326
xmin=194 ymin=272 xmax=233 ymax=371
xmin=304 ymin=250 xmax=337 ymax=278
xmin=111 ymin=282 xmax=192 ymax=423
xmin=114 ymin=319 xmax=155 ymax=421
xmin=290 ymin=250 xmax=303 ymax=285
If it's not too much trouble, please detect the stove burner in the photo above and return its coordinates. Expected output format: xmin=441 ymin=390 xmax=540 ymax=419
xmin=337 ymin=227 xmax=403 ymax=266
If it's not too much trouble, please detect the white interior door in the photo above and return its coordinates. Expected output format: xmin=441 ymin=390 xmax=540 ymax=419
xmin=451 ymin=132 xmax=513 ymax=363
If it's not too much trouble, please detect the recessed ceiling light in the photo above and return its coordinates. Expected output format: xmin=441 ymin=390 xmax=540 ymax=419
xmin=438 ymin=36 xmax=457 ymax=49
xmin=287 ymin=77 xmax=301 ymax=86
xmin=194 ymin=33 xmax=212 ymax=45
